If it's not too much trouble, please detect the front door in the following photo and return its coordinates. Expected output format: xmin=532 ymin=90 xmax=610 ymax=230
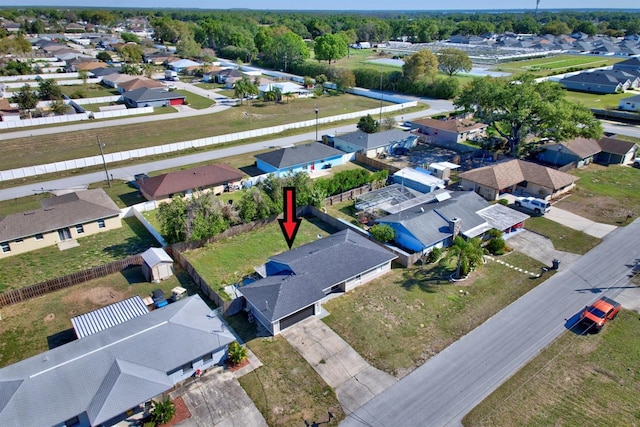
xmin=57 ymin=228 xmax=71 ymax=241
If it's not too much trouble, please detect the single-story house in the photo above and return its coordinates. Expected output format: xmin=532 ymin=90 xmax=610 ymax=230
xmin=254 ymin=142 xmax=345 ymax=177
xmin=376 ymin=191 xmax=528 ymax=255
xmin=0 ymin=98 xmax=21 ymax=121
xmin=407 ymin=117 xmax=488 ymax=144
xmin=392 ymin=167 xmax=445 ymax=194
xmin=538 ymin=136 xmax=638 ymax=166
xmin=601 ymin=69 xmax=640 ymax=89
xmin=117 ymin=77 xmax=166 ymax=93
xmin=122 ymin=87 xmax=186 ymax=108
xmin=215 ymin=68 xmax=243 ymax=85
xmin=618 ymin=94 xmax=640 ymax=112
xmin=101 ymin=72 xmax=138 ymax=89
xmin=257 ymin=82 xmax=311 ymax=100
xmin=138 ymin=163 xmax=244 ymax=203
xmin=0 ymin=189 xmax=122 ymax=258
xmin=168 ymin=58 xmax=202 ymax=72
xmin=457 ymin=159 xmax=578 ymax=201
xmin=332 ymin=129 xmax=418 ymax=158
xmin=67 ymin=61 xmax=105 ymax=72
xmin=559 ymin=71 xmax=626 ymax=94
xmin=612 ymin=56 xmax=640 ymax=73
xmin=141 ymin=247 xmax=174 ymax=283
xmin=240 ymin=229 xmax=397 ymax=335
xmin=0 ymin=295 xmax=235 ymax=427
xmin=537 ymin=137 xmax=602 ymax=167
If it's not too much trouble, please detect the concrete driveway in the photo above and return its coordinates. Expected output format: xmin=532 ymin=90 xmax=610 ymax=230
xmin=506 ymin=230 xmax=581 ymax=270
xmin=281 ymin=317 xmax=397 ymax=414
xmin=544 ymin=206 xmax=617 ymax=238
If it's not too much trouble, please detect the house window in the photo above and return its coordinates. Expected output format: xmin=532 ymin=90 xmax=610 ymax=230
xmin=35 ymin=233 xmax=44 ymax=240
xmin=355 ymin=274 xmax=362 ymax=282
xmin=64 ymin=416 xmax=80 ymax=427
xmin=203 ymin=352 xmax=213 ymax=363
xmin=97 ymin=219 xmax=106 ymax=229
xmin=75 ymin=224 xmax=84 ymax=234
xmin=1 ymin=242 xmax=10 ymax=253
xmin=182 ymin=361 xmax=193 ymax=374
xmin=14 ymin=238 xmax=23 ymax=243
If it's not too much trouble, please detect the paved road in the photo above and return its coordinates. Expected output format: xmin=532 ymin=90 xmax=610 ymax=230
xmin=341 ymin=219 xmax=640 ymax=427
xmin=602 ymin=121 xmax=640 ymax=138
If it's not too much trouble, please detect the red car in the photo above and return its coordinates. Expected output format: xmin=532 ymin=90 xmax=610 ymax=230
xmin=579 ymin=297 xmax=621 ymax=332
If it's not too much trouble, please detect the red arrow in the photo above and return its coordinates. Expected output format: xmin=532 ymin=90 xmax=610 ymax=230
xmin=278 ymin=187 xmax=301 ymax=249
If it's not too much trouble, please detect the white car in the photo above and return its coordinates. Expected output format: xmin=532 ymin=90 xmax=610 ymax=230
xmin=514 ymin=197 xmax=551 ymax=214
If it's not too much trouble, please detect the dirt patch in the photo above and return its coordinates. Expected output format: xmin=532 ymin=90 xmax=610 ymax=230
xmin=64 ymin=286 xmax=125 ymax=306
xmin=43 ymin=313 xmax=55 ymax=322
xmin=225 ymin=358 xmax=250 ymax=372
xmin=555 ymin=194 xmax=633 ymax=224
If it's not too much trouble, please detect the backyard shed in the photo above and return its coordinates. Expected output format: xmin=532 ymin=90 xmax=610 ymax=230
xmin=141 ymin=247 xmax=174 ymax=283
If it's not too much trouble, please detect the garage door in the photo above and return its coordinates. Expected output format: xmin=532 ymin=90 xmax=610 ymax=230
xmin=279 ymin=305 xmax=314 ymax=330
xmin=170 ymin=98 xmax=183 ymax=105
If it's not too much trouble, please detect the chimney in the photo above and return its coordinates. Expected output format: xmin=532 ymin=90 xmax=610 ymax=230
xmin=449 ymin=217 xmax=461 ymax=239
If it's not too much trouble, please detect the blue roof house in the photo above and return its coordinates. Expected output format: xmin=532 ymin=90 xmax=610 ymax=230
xmin=254 ymin=142 xmax=345 ymax=177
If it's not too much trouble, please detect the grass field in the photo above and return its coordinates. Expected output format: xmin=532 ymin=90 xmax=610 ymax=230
xmin=0 ymin=93 xmax=390 ymax=171
xmin=59 ymin=83 xmax=120 ymax=98
xmin=463 ymin=309 xmax=640 ymax=426
xmin=0 ymin=217 xmax=160 ymax=292
xmin=323 ymin=251 xmax=551 ymax=377
xmin=563 ymin=90 xmax=633 ymax=109
xmin=556 ymin=164 xmax=640 ymax=224
xmin=491 ymin=55 xmax=623 ymax=77
xmin=176 ymin=89 xmax=216 ymax=109
xmin=184 ymin=217 xmax=338 ymax=301
xmin=0 ymin=266 xmax=196 ymax=369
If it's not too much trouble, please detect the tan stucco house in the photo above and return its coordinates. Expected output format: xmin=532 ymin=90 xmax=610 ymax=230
xmin=408 ymin=117 xmax=488 ymax=144
xmin=0 ymin=189 xmax=122 ymax=258
xmin=458 ymin=159 xmax=578 ymax=201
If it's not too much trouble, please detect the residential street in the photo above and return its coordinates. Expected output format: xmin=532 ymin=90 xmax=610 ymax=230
xmin=341 ymin=219 xmax=640 ymax=427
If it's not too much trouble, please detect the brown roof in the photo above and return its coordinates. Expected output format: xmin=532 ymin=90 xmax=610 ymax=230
xmin=458 ymin=159 xmax=577 ymax=191
xmin=74 ymin=61 xmax=106 ymax=71
xmin=413 ymin=117 xmax=488 ymax=134
xmin=118 ymin=77 xmax=165 ymax=92
xmin=598 ymin=136 xmax=638 ymax=156
xmin=0 ymin=189 xmax=120 ymax=241
xmin=559 ymin=137 xmax=602 ymax=158
xmin=139 ymin=164 xmax=244 ymax=200
xmin=0 ymin=98 xmax=19 ymax=113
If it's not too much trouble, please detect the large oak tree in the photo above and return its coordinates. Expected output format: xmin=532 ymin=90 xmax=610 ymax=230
xmin=455 ymin=74 xmax=603 ymax=156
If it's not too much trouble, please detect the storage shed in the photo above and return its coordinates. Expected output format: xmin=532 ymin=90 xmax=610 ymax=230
xmin=141 ymin=247 xmax=174 ymax=283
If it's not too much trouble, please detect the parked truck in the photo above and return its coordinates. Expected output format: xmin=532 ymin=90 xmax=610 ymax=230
xmin=514 ymin=196 xmax=551 ymax=214
xmin=579 ymin=297 xmax=621 ymax=333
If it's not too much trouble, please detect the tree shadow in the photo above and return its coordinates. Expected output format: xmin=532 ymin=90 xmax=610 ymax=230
xmin=305 ymin=216 xmax=339 ymax=234
xmin=120 ymin=266 xmax=146 ymax=284
xmin=397 ymin=265 xmax=448 ymax=293
xmin=102 ymin=235 xmax=157 ymax=258
xmin=224 ymin=312 xmax=267 ymax=344
xmin=47 ymin=328 xmax=77 ymax=349
xmin=239 ymin=164 xmax=264 ymax=177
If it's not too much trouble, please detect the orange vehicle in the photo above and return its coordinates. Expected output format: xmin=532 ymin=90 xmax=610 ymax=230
xmin=579 ymin=297 xmax=621 ymax=332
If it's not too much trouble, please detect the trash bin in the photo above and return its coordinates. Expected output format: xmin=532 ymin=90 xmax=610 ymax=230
xmin=552 ymin=259 xmax=560 ymax=270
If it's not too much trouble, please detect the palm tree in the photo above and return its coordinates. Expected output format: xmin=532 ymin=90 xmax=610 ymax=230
xmin=444 ymin=236 xmax=484 ymax=279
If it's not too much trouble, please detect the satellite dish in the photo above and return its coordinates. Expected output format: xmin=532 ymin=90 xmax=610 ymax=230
xmin=317 ymin=234 xmax=322 ymax=239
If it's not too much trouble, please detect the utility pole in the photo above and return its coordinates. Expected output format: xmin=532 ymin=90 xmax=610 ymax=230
xmin=379 ymin=65 xmax=384 ymax=123
xmin=97 ymin=136 xmax=111 ymax=188
xmin=315 ymin=103 xmax=319 ymax=142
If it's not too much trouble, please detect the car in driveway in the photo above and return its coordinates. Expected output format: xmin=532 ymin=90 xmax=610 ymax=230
xmin=514 ymin=196 xmax=551 ymax=214
xmin=579 ymin=297 xmax=621 ymax=332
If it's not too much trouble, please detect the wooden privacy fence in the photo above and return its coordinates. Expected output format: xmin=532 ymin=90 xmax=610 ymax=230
xmin=0 ymin=255 xmax=142 ymax=308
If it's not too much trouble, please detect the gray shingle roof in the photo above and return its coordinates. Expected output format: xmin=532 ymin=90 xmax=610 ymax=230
xmin=560 ymin=72 xmax=621 ymax=87
xmin=0 ymin=295 xmax=235 ymax=427
xmin=254 ymin=142 xmax=344 ymax=169
xmin=334 ymin=129 xmax=415 ymax=150
xmin=241 ymin=229 xmax=397 ymax=322
xmin=0 ymin=189 xmax=120 ymax=242
xmin=122 ymin=87 xmax=185 ymax=103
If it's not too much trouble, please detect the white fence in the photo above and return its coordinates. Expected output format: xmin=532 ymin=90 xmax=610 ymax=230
xmin=3 ymin=78 xmax=101 ymax=89
xmin=0 ymin=106 xmax=153 ymax=130
xmin=0 ymin=102 xmax=416 ymax=181
xmin=69 ymin=95 xmax=122 ymax=105
xmin=0 ymin=72 xmax=80 ymax=82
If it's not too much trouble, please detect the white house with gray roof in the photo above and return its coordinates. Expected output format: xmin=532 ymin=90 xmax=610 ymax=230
xmin=0 ymin=295 xmax=235 ymax=427
xmin=240 ymin=229 xmax=397 ymax=335
xmin=333 ymin=129 xmax=418 ymax=158
xmin=0 ymin=189 xmax=121 ymax=258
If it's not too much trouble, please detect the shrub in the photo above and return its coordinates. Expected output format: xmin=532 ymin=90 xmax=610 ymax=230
xmin=227 ymin=341 xmax=248 ymax=365
xmin=497 ymin=198 xmax=509 ymax=206
xmin=150 ymin=398 xmax=176 ymax=426
xmin=486 ymin=229 xmax=506 ymax=255
xmin=426 ymin=246 xmax=443 ymax=264
xmin=370 ymin=224 xmax=395 ymax=242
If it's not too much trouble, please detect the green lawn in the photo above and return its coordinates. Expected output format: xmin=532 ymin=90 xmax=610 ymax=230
xmin=563 ymin=90 xmax=633 ymax=109
xmin=524 ymin=216 xmax=601 ymax=254
xmin=463 ymin=309 xmax=640 ymax=426
xmin=59 ymin=83 xmax=120 ymax=98
xmin=177 ymin=89 xmax=216 ymax=109
xmin=226 ymin=314 xmax=344 ymax=427
xmin=323 ymin=251 xmax=551 ymax=377
xmin=0 ymin=266 xmax=197 ymax=369
xmin=556 ymin=164 xmax=640 ymax=224
xmin=491 ymin=55 xmax=624 ymax=77
xmin=184 ymin=218 xmax=338 ymax=300
xmin=0 ymin=217 xmax=160 ymax=292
